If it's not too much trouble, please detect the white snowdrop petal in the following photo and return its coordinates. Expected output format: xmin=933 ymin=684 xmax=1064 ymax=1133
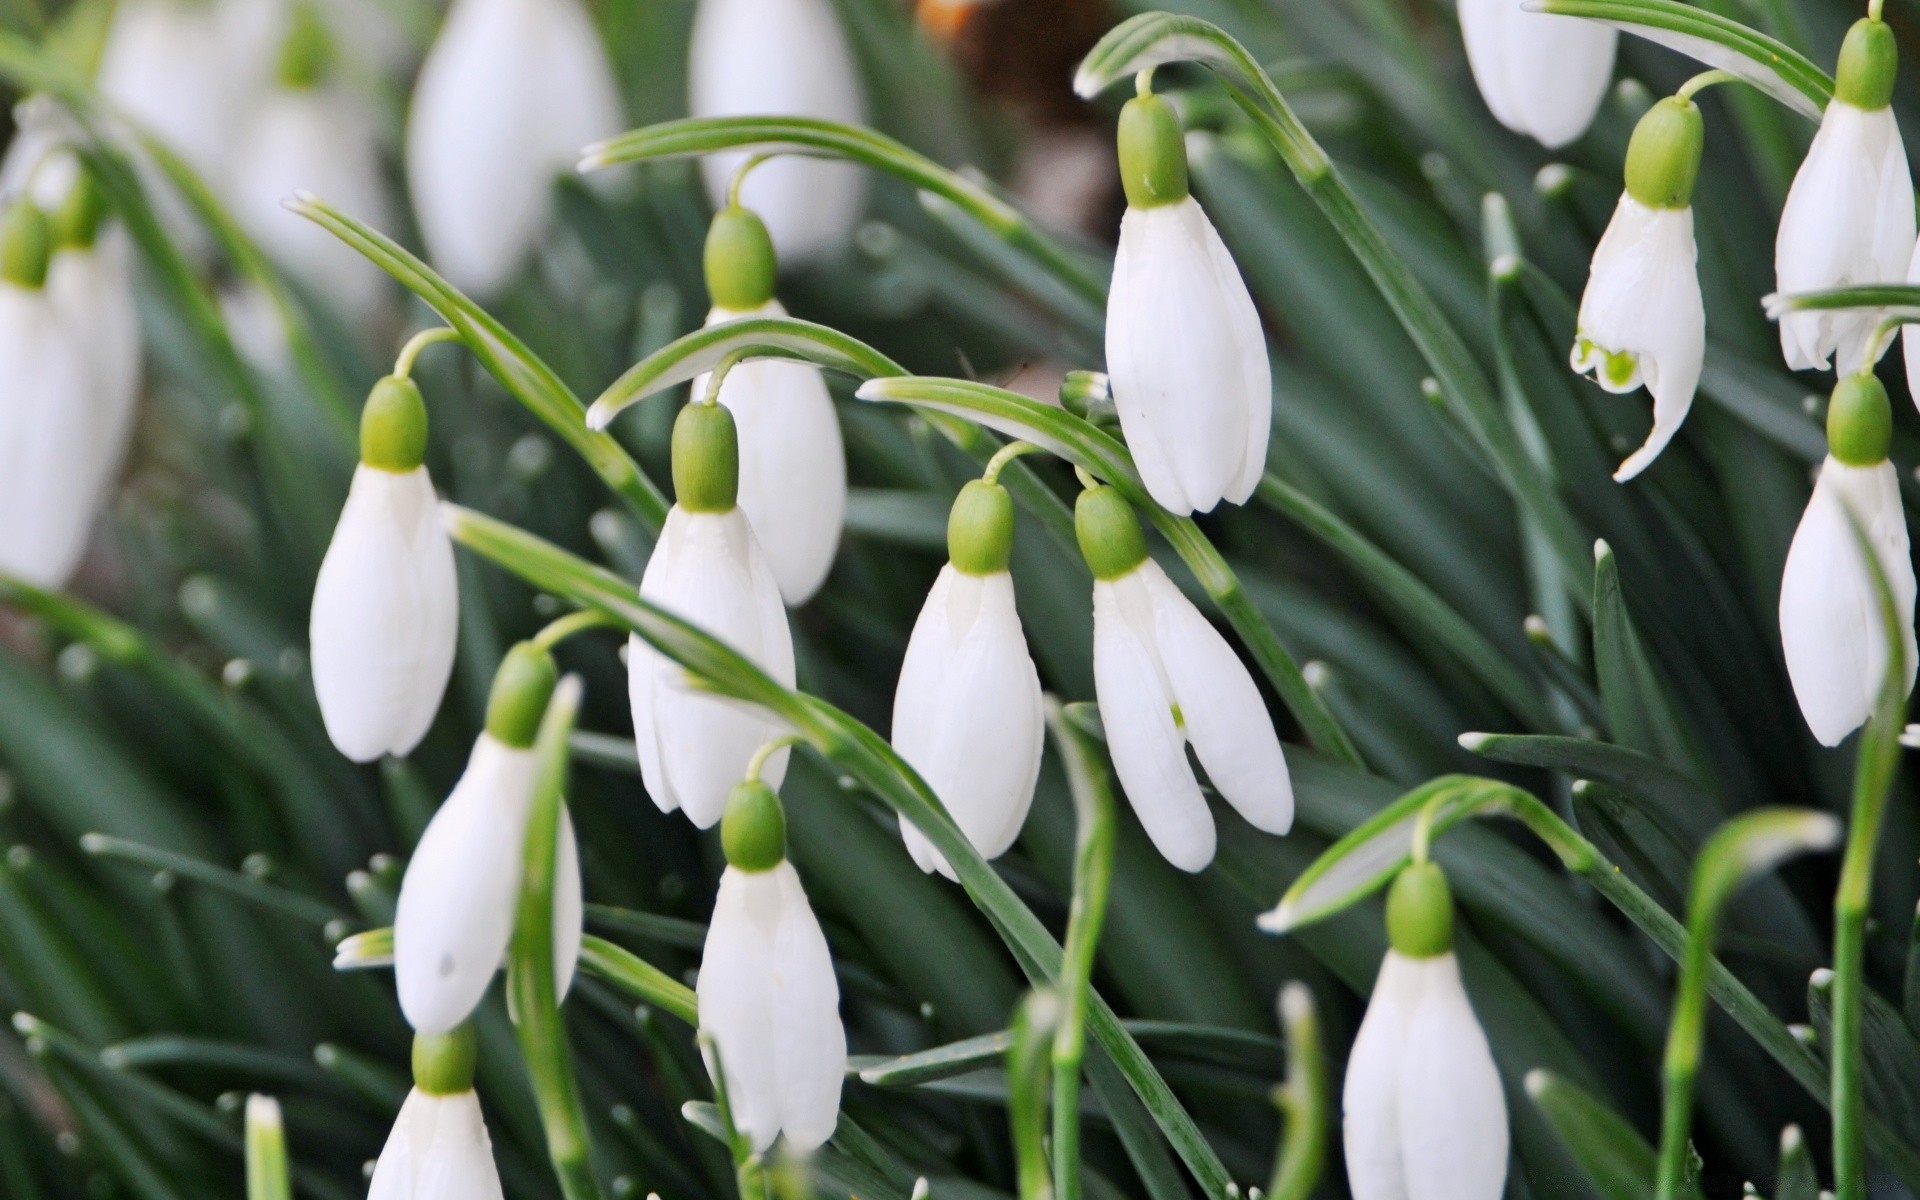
xmin=48 ymin=231 xmax=143 ymax=509
xmin=1780 ymin=457 xmax=1917 ymax=745
xmin=310 ymin=465 xmax=459 ymax=762
xmin=394 ymin=736 xmax=540 ymax=1033
xmin=1342 ymin=951 xmax=1421 ymax=1200
xmin=770 ymin=862 xmax=846 ymax=1150
xmin=370 ymin=1090 xmax=504 ymax=1200
xmin=689 ymin=0 xmax=867 ymax=262
xmin=1146 ymin=565 xmax=1293 ymax=835
xmin=408 ymin=0 xmax=620 ymax=294
xmin=1484 ymin=0 xmax=1615 ymax=148
xmin=1775 ymin=103 xmax=1916 ymax=371
xmin=1107 ymin=198 xmax=1269 ymax=516
xmin=98 ymin=0 xmax=279 ymax=186
xmin=555 ymin=805 xmax=584 ymax=1001
xmin=1093 ymin=574 xmax=1216 ymax=871
xmin=0 ymin=286 xmax=101 ymax=586
xmin=1397 ymin=955 xmax=1510 ymax=1200
xmin=700 ymin=868 xmax=783 ymax=1151
xmin=1904 ymin=239 xmax=1920 ymax=408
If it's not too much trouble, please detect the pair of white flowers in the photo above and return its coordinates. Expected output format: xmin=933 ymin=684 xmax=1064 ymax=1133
xmin=0 ymin=118 xmax=142 ymax=588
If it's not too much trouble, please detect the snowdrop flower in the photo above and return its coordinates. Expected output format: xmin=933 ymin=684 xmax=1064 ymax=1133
xmin=369 ymin=1026 xmax=504 ymax=1200
xmin=1106 ymin=80 xmax=1270 ymax=516
xmin=699 ymin=777 xmax=846 ymax=1151
xmin=0 ymin=200 xmax=99 ymax=586
xmin=692 ymin=203 xmax=846 ymax=604
xmin=310 ymin=374 xmax=458 ymax=762
xmin=1776 ymin=18 xmax=1914 ymax=373
xmin=394 ymin=645 xmax=584 ymax=1033
xmin=688 ymin=0 xmax=867 ymax=263
xmin=407 ymin=0 xmax=621 ymax=295
xmin=1570 ymin=95 xmax=1706 ymax=481
xmin=1459 ymin=0 xmax=1616 ymax=148
xmin=892 ymin=474 xmax=1044 ymax=878
xmin=1344 ymin=862 xmax=1509 ymax=1200
xmin=630 ymin=402 xmax=797 ymax=827
xmin=1780 ymin=372 xmax=1917 ymax=746
xmin=1077 ymin=485 xmax=1292 ymax=871
xmin=231 ymin=6 xmax=392 ymax=316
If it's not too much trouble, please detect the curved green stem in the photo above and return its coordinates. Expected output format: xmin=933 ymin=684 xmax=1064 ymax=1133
xmin=726 ymin=154 xmax=777 ymax=209
xmin=1677 ymin=68 xmax=1741 ymax=99
xmin=532 ymin=609 xmax=622 ymax=653
xmin=746 ymin=734 xmax=803 ymax=784
xmin=1266 ymin=985 xmax=1327 ymax=1200
xmin=1009 ymin=991 xmax=1059 ymax=1200
xmin=393 ymin=327 xmax=461 ymax=380
xmin=984 ymin=440 xmax=1045 ymax=485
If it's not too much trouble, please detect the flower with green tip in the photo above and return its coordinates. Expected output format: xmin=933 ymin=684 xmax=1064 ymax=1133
xmin=369 ymin=1029 xmax=503 ymax=1200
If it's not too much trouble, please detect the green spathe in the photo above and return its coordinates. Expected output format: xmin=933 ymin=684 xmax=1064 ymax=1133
xmin=722 ymin=779 xmax=788 ymax=872
xmin=1827 ymin=372 xmax=1892 ymax=466
xmin=1835 ymin=18 xmax=1897 ymax=110
xmin=1 ymin=202 xmax=51 ymax=290
xmin=705 ymin=205 xmax=778 ymax=311
xmin=672 ymin=402 xmax=740 ymax=514
xmin=1117 ymin=92 xmax=1190 ymax=209
xmin=411 ymin=1024 xmax=478 ymax=1096
xmin=948 ymin=479 xmax=1015 ymax=575
xmin=49 ymin=169 xmax=105 ymax=251
xmin=1075 ymin=485 xmax=1150 ymax=581
xmin=1386 ymin=862 xmax=1454 ymax=958
xmin=360 ymin=376 xmax=430 ymax=473
xmin=276 ymin=1 xmax=335 ymax=90
xmin=485 ymin=642 xmax=559 ymax=749
xmin=1624 ymin=96 xmax=1704 ymax=210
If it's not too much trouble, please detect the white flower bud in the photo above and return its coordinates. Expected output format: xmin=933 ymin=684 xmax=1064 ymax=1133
xmin=698 ymin=860 xmax=846 ymax=1151
xmin=1091 ymin=558 xmax=1293 ymax=872
xmin=0 ymin=269 xmax=98 ymax=586
xmin=629 ymin=505 xmax=796 ymax=827
xmin=368 ymin=1088 xmax=505 ymax=1200
xmin=406 ymin=0 xmax=621 ymax=295
xmin=688 ymin=0 xmax=867 ymax=264
xmin=1458 ymin=0 xmax=1616 ymax=148
xmin=891 ymin=565 xmax=1044 ymax=879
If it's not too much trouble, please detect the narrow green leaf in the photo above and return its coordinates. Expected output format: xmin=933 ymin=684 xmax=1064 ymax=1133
xmin=1528 ymin=1070 xmax=1701 ymax=1200
xmin=1773 ymin=1126 xmax=1819 ymax=1200
xmin=1593 ymin=540 xmax=1702 ymax=774
xmin=579 ymin=936 xmax=699 ymax=1028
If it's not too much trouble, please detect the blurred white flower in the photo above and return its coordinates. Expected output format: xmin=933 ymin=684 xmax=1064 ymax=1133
xmin=1571 ymin=195 xmax=1703 ymax=481
xmin=1107 ymin=195 xmax=1270 ymax=515
xmin=1092 ymin=556 xmax=1293 ymax=872
xmin=407 ymin=0 xmax=621 ymax=295
xmin=1780 ymin=455 xmax=1917 ymax=745
xmin=629 ymin=502 xmax=796 ymax=827
xmin=892 ymin=564 xmax=1043 ymax=878
xmin=699 ymin=859 xmax=845 ymax=1151
xmin=368 ymin=1087 xmax=505 ymax=1200
xmin=393 ymin=733 xmax=583 ymax=1033
xmin=689 ymin=0 xmax=867 ymax=263
xmin=1459 ymin=0 xmax=1616 ymax=148
xmin=693 ymin=299 xmax=846 ymax=605
xmin=310 ymin=462 xmax=458 ymax=762
xmin=1343 ymin=949 xmax=1510 ymax=1200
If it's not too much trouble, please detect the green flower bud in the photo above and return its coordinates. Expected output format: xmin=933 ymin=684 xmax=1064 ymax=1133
xmin=276 ymin=1 xmax=335 ymax=90
xmin=721 ymin=779 xmax=787 ymax=872
xmin=1827 ymin=371 xmax=1893 ymax=466
xmin=1075 ymin=485 xmax=1149 ymax=581
xmin=704 ymin=205 xmax=778 ymax=311
xmin=1836 ymin=17 xmax=1898 ymax=110
xmin=485 ymin=642 xmax=558 ymax=749
xmin=359 ymin=375 xmax=430 ymax=472
xmin=1623 ymin=96 xmax=1704 ymax=210
xmin=411 ymin=1024 xmax=478 ymax=1096
xmin=49 ymin=168 xmax=106 ymax=251
xmin=672 ymin=402 xmax=740 ymax=513
xmin=1 ymin=202 xmax=52 ymax=290
xmin=1060 ymin=370 xmax=1117 ymax=424
xmin=1385 ymin=861 xmax=1454 ymax=958
xmin=1117 ymin=93 xmax=1190 ymax=209
xmin=948 ymin=479 xmax=1015 ymax=575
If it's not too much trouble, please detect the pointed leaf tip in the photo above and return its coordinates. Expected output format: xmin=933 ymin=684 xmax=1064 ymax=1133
xmin=1457 ymin=731 xmax=1490 ymax=751
xmin=1524 ymin=1068 xmax=1552 ymax=1098
xmin=1594 ymin=538 xmax=1613 ymax=562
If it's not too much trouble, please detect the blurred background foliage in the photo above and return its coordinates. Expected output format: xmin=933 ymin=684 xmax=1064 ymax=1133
xmin=0 ymin=0 xmax=1911 ymax=1197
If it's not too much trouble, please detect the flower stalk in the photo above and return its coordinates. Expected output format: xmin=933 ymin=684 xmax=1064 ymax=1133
xmin=1266 ymin=985 xmax=1327 ymax=1200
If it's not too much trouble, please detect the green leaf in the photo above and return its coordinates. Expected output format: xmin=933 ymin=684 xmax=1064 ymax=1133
xmin=1773 ymin=1125 xmax=1819 ymax=1200
xmin=1806 ymin=971 xmax=1920 ymax=1150
xmin=1530 ymin=0 xmax=1831 ymax=118
xmin=1528 ymin=1069 xmax=1702 ymax=1200
xmin=1592 ymin=540 xmax=1702 ymax=774
xmin=579 ymin=936 xmax=699 ymax=1027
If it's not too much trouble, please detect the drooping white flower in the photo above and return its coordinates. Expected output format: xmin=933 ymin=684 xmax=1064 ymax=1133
xmin=693 ymin=298 xmax=846 ymax=606
xmin=1077 ymin=486 xmax=1292 ymax=872
xmin=892 ymin=561 xmax=1044 ymax=879
xmin=310 ymin=461 xmax=459 ymax=762
xmin=1775 ymin=21 xmax=1913 ymax=373
xmin=1780 ymin=454 xmax=1917 ymax=746
xmin=231 ymin=85 xmax=392 ymax=316
xmin=393 ymin=730 xmax=584 ymax=1034
xmin=1458 ymin=0 xmax=1617 ymax=149
xmin=1570 ymin=96 xmax=1706 ymax=482
xmin=1106 ymin=90 xmax=1269 ymax=517
xmin=368 ymin=1087 xmax=505 ymax=1200
xmin=48 ymin=227 xmax=143 ymax=514
xmin=407 ymin=0 xmax=621 ymax=295
xmin=688 ymin=0 xmax=867 ymax=263
xmin=629 ymin=503 xmax=796 ymax=826
xmin=699 ymin=859 xmax=846 ymax=1151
